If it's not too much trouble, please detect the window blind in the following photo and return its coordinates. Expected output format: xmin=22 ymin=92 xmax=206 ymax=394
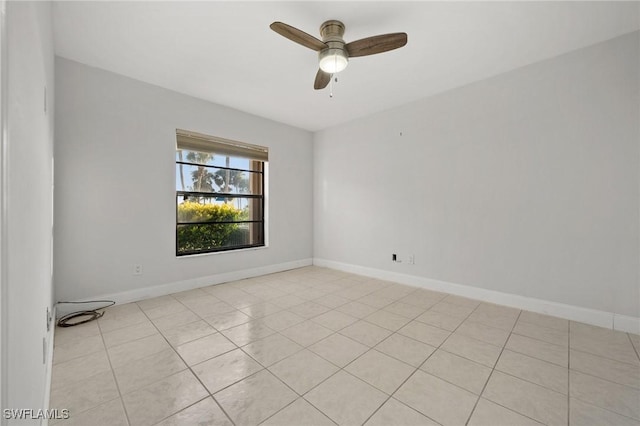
xmin=176 ymin=129 xmax=268 ymax=162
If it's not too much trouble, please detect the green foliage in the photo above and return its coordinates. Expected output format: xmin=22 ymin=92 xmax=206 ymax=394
xmin=177 ymin=201 xmax=246 ymax=254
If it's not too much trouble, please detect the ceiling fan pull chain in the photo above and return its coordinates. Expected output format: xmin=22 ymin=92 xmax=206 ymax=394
xmin=329 ymin=74 xmax=334 ymax=98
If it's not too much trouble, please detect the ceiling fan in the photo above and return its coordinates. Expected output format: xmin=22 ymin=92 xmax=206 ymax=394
xmin=270 ymin=20 xmax=408 ymax=90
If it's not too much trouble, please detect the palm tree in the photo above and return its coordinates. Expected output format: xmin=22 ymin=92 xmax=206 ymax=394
xmin=186 ymin=151 xmax=215 ymax=196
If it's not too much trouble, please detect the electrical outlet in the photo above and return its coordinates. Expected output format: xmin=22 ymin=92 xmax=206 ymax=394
xmin=408 ymin=254 xmax=415 ymax=265
xmin=133 ymin=264 xmax=143 ymax=275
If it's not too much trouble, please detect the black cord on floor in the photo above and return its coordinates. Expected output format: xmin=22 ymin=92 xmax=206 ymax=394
xmin=56 ymin=300 xmax=116 ymax=327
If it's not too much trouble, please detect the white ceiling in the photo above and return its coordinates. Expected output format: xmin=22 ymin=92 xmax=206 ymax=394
xmin=52 ymin=1 xmax=639 ymax=132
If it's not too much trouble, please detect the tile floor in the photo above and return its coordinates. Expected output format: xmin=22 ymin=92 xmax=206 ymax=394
xmin=49 ymin=266 xmax=640 ymax=426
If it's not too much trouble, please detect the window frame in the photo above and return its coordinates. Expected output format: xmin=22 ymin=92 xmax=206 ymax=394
xmin=175 ymin=131 xmax=267 ymax=257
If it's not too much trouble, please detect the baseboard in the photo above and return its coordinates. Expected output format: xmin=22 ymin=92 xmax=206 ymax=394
xmin=313 ymin=258 xmax=639 ymax=334
xmin=56 ymin=258 xmax=313 ymax=316
xmin=42 ymin=305 xmax=56 ymax=426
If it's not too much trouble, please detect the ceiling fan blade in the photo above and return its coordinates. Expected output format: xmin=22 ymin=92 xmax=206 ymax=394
xmin=345 ymin=33 xmax=407 ymax=57
xmin=314 ymin=69 xmax=331 ymax=90
xmin=270 ymin=22 xmax=327 ymax=52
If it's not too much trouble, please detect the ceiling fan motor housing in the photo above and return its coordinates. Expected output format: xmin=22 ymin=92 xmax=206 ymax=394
xmin=318 ymin=20 xmax=348 ymax=73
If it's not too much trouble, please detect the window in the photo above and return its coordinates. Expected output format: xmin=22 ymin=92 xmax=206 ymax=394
xmin=175 ymin=130 xmax=267 ymax=256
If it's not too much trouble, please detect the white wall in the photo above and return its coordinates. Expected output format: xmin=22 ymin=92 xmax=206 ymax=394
xmin=54 ymin=58 xmax=313 ymax=303
xmin=5 ymin=1 xmax=55 ymax=422
xmin=314 ymin=32 xmax=639 ymax=320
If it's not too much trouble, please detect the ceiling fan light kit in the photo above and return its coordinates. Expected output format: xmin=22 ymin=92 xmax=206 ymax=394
xmin=270 ymin=19 xmax=407 ymax=90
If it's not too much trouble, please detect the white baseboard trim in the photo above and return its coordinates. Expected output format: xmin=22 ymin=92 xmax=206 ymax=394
xmin=42 ymin=305 xmax=56 ymax=426
xmin=313 ymin=258 xmax=639 ymax=334
xmin=56 ymin=258 xmax=313 ymax=316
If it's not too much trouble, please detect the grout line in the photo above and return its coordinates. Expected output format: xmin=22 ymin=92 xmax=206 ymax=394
xmin=95 ymin=319 xmax=132 ymax=426
xmin=137 ymin=302 xmax=239 ymax=426
xmin=464 ymin=309 xmax=522 ymax=426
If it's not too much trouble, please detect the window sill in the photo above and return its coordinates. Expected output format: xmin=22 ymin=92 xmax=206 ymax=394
xmin=176 ymin=244 xmax=268 ymax=258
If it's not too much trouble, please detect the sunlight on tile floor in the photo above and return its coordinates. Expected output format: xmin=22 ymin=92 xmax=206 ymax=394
xmin=49 ymin=266 xmax=640 ymax=426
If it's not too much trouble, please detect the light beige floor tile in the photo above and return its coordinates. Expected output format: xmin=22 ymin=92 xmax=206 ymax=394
xmin=443 ymin=295 xmax=481 ymax=308
xmin=270 ymin=294 xmax=307 ymax=309
xmin=54 ymin=321 xmax=100 ymax=347
xmin=262 ymin=398 xmax=335 ymax=426
xmin=421 ymin=349 xmax=492 ymax=395
xmin=313 ymin=294 xmax=350 ymax=309
xmin=269 ymin=349 xmax=339 ymax=394
xmin=400 ymin=291 xmax=444 ymax=309
xmin=281 ymin=320 xmax=333 ymax=347
xmin=107 ymin=334 xmax=170 ymax=368
xmin=571 ymin=349 xmax=640 ymax=389
xmin=247 ymin=286 xmax=287 ymax=301
xmin=222 ymin=293 xmax=264 ymax=309
xmin=51 ymin=350 xmax=111 ymax=390
xmin=397 ymin=321 xmax=451 ymax=347
xmin=50 ymin=371 xmax=120 ymax=418
xmin=160 ymin=319 xmax=216 ymax=346
xmin=242 ymin=333 xmax=303 ymax=367
xmin=289 ymin=301 xmax=331 ymax=319
xmin=171 ymin=288 xmax=209 ymax=303
xmin=570 ymin=324 xmax=639 ymax=365
xmin=468 ymin=398 xmax=543 ymax=426
xmin=383 ymin=302 xmax=425 ymax=319
xmin=456 ymin=320 xmax=511 ymax=347
xmin=155 ymin=397 xmax=232 ymax=426
xmin=570 ymin=398 xmax=640 ymax=426
xmin=346 ymin=349 xmax=415 ymax=394
xmin=365 ymin=398 xmax=439 ymax=426
xmin=467 ymin=310 xmax=518 ymax=332
xmin=496 ymin=349 xmax=568 ymax=394
xmin=192 ymin=348 xmax=263 ymax=393
xmin=176 ymin=332 xmax=236 ymax=366
xmin=518 ymin=311 xmax=568 ymax=332
xmin=336 ymin=301 xmax=378 ymax=319
xmin=475 ymin=302 xmax=520 ymax=318
xmin=357 ymin=294 xmax=394 ymax=309
xmin=483 ymin=370 xmax=567 ymax=425
xmin=429 ymin=301 xmax=476 ymax=318
xmin=340 ymin=320 xmax=392 ymax=347
xmin=261 ymin=310 xmax=306 ymax=331
xmin=221 ymin=319 xmax=275 ymax=346
xmin=364 ymin=310 xmax=411 ymax=331
xmin=188 ymin=300 xmax=238 ymax=317
xmin=415 ymin=310 xmax=464 ymax=331
xmin=151 ymin=310 xmax=200 ymax=333
xmin=51 ymin=397 xmax=127 ymax=426
xmin=441 ymin=333 xmax=502 ymax=368
xmin=142 ymin=300 xmax=188 ymax=320
xmin=505 ymin=334 xmax=568 ymax=367
xmin=98 ymin=310 xmax=149 ymax=333
xmin=122 ymin=369 xmax=208 ymax=426
xmin=513 ymin=321 xmax=568 ymax=347
xmin=113 ymin=348 xmax=186 ymax=394
xmin=306 ymin=371 xmax=387 ymax=426
xmin=53 ymin=334 xmax=105 ymax=365
xmin=311 ymin=310 xmax=358 ymax=331
xmin=395 ymin=370 xmax=478 ymax=426
xmin=202 ymin=309 xmax=251 ymax=331
xmin=309 ymin=333 xmax=369 ymax=367
xmin=101 ymin=321 xmax=158 ymax=348
xmin=137 ymin=295 xmax=177 ymax=311
xmin=214 ymin=369 xmax=297 ymax=425
xmin=570 ymin=370 xmax=640 ymax=420
xmin=239 ymin=301 xmax=283 ymax=319
xmin=375 ymin=333 xmax=436 ymax=367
